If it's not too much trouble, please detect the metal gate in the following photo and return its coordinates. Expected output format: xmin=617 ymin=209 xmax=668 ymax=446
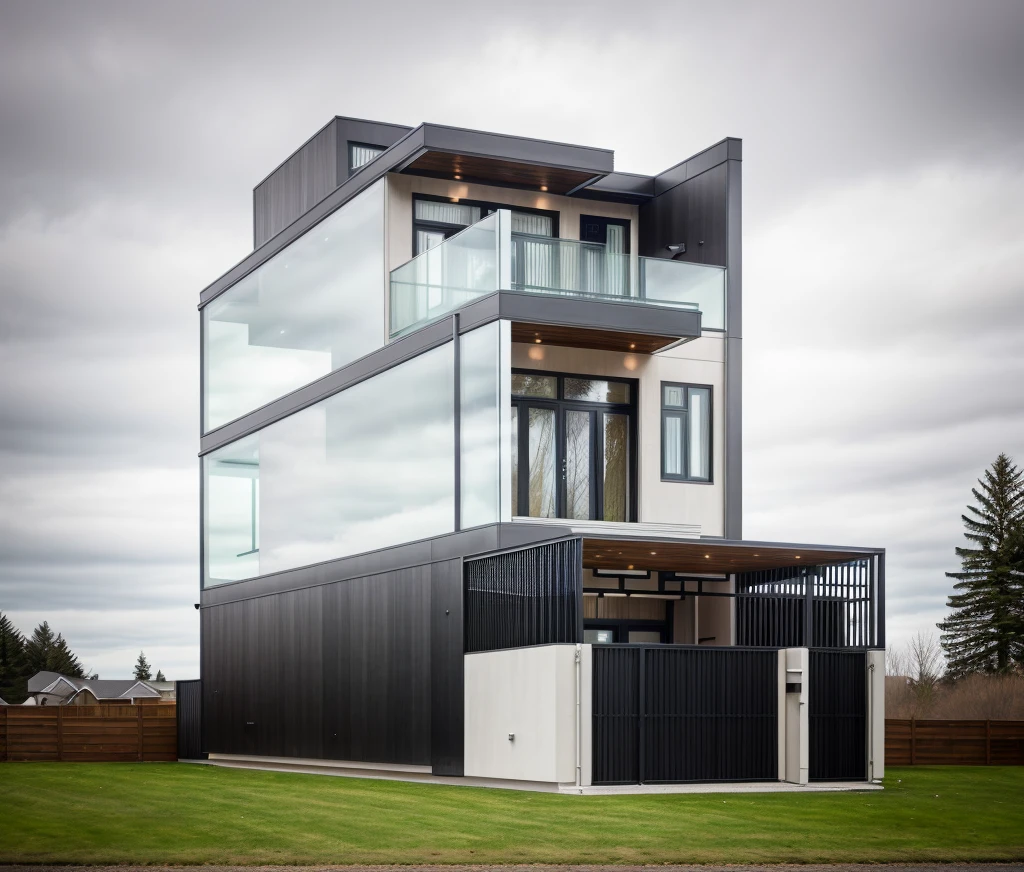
xmin=809 ymin=650 xmax=866 ymax=780
xmin=175 ymin=679 xmax=204 ymax=760
xmin=592 ymin=646 xmax=778 ymax=784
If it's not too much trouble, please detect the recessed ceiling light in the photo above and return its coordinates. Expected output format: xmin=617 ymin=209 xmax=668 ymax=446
xmin=650 ymin=551 xmax=657 ymax=555
xmin=630 ymin=343 xmax=636 ymax=350
xmin=795 ymin=555 xmax=801 ymax=559
xmin=534 ymin=337 xmax=542 ymax=344
xmin=627 ymin=564 xmax=634 ymax=570
xmin=454 ymin=174 xmax=461 ymax=180
xmin=704 ymin=554 xmax=710 ymax=559
xmin=540 ymin=185 xmax=548 ymax=192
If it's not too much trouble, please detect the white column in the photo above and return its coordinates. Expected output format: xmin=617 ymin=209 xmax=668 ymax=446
xmin=784 ymin=647 xmax=809 ymax=785
xmin=579 ymin=643 xmax=593 ymax=787
xmin=866 ymin=649 xmax=885 ymax=782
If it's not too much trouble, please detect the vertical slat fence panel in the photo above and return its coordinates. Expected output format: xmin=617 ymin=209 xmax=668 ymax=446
xmin=809 ymin=649 xmax=867 ymax=781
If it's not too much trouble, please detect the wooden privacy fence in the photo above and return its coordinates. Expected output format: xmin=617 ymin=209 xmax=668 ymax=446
xmin=886 ymin=718 xmax=1024 ymax=765
xmin=0 ymin=704 xmax=176 ymax=762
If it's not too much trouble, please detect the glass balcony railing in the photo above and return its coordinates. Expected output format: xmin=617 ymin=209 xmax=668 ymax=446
xmin=389 ymin=210 xmax=725 ymax=338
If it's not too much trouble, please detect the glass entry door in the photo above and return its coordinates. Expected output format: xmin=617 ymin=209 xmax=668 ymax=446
xmin=511 ymin=371 xmax=634 ymax=521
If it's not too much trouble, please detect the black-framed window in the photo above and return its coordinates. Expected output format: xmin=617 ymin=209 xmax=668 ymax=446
xmin=413 ymin=194 xmax=559 ymax=256
xmin=511 ymin=369 xmax=637 ymax=522
xmin=661 ymin=382 xmax=712 ymax=482
xmin=349 ymin=142 xmax=385 ymax=174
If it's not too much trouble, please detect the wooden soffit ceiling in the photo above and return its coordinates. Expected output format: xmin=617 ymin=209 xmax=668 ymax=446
xmin=511 ymin=322 xmax=680 ymax=354
xmin=583 ymin=538 xmax=876 ymax=574
xmin=404 ymin=151 xmax=600 ymax=195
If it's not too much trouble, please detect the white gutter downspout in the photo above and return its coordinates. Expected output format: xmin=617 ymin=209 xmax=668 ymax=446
xmin=574 ymin=643 xmax=582 ymax=790
xmin=867 ymin=661 xmax=876 ymax=782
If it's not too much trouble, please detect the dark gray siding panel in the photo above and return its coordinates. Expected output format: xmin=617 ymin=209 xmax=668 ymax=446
xmin=176 ymin=679 xmax=203 ymax=759
xmin=203 ymin=567 xmax=431 ymax=767
xmin=324 ymin=568 xmax=431 ymax=765
xmin=254 ymin=120 xmax=338 ymax=249
xmin=430 ymin=558 xmax=464 ymax=775
xmin=639 ymin=162 xmax=729 ymax=267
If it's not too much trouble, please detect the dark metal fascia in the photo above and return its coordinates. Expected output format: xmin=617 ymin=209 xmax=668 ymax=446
xmin=420 ymin=123 xmax=614 ymax=175
xmin=199 ymin=522 xmax=575 ymax=607
xmin=653 ymin=137 xmax=742 ymax=197
xmin=496 ymin=291 xmax=702 ymax=339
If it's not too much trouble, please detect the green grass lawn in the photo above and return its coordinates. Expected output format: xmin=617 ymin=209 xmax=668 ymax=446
xmin=0 ymin=763 xmax=1021 ymax=864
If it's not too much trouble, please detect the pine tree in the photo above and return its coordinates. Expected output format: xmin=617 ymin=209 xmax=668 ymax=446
xmin=155 ymin=670 xmax=166 ymax=682
xmin=23 ymin=622 xmax=84 ymax=678
xmin=0 ymin=613 xmax=30 ymax=704
xmin=938 ymin=453 xmax=1024 ymax=676
xmin=134 ymin=651 xmax=152 ymax=681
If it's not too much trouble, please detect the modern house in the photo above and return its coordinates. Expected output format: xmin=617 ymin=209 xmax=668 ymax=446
xmin=197 ymin=116 xmax=885 ymax=789
xmin=24 ymin=672 xmax=164 ymax=706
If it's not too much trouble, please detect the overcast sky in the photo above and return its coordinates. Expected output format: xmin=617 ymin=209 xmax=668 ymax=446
xmin=0 ymin=0 xmax=1021 ymax=678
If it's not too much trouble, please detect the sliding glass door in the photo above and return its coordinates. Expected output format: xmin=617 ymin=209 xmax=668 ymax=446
xmin=511 ymin=371 xmax=635 ymax=521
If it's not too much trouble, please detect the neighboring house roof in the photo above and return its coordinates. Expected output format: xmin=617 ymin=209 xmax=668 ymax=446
xmin=28 ymin=672 xmax=162 ymax=702
xmin=0 ymin=696 xmax=7 ymax=705
xmin=27 ymin=670 xmax=64 ymax=693
xmin=146 ymin=681 xmax=175 ymax=692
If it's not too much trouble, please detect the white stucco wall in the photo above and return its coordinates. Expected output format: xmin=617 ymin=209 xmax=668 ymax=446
xmin=783 ymin=647 xmax=810 ymax=784
xmin=464 ymin=644 xmax=588 ymax=784
xmin=867 ymin=648 xmax=885 ymax=781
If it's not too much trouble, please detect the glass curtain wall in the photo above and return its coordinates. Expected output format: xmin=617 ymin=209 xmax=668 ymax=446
xmin=204 ymin=342 xmax=455 ymax=586
xmin=459 ymin=321 xmax=512 ymax=528
xmin=203 ymin=180 xmax=386 ymax=432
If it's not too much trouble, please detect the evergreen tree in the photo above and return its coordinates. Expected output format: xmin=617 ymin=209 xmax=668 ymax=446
xmin=0 ymin=613 xmax=30 ymax=704
xmin=939 ymin=453 xmax=1024 ymax=676
xmin=155 ymin=670 xmax=166 ymax=682
xmin=23 ymin=621 xmax=84 ymax=678
xmin=134 ymin=651 xmax=152 ymax=681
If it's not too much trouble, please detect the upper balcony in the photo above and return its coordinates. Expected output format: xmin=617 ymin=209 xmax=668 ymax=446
xmin=389 ymin=210 xmax=725 ymax=345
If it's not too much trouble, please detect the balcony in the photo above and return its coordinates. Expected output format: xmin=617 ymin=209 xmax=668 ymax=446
xmin=389 ymin=210 xmax=726 ymax=341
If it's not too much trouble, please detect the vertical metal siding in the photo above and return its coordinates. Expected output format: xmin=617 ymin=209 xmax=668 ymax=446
xmin=464 ymin=539 xmax=582 ymax=653
xmin=735 ymin=559 xmax=879 ymax=649
xmin=253 ymin=120 xmax=339 ymax=248
xmin=592 ymin=646 xmax=641 ymax=783
xmin=809 ymin=649 xmax=867 ymax=781
xmin=592 ymin=646 xmax=778 ymax=784
xmin=176 ymin=679 xmax=203 ymax=760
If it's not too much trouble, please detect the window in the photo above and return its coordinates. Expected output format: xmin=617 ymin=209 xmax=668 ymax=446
xmin=511 ymin=370 xmax=636 ymax=521
xmin=413 ymin=195 xmax=557 ymax=256
xmin=349 ymin=142 xmax=385 ymax=173
xmin=661 ymin=382 xmax=712 ymax=482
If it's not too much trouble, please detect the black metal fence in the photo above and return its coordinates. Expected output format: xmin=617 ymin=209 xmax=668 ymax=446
xmin=592 ymin=645 xmax=778 ymax=784
xmin=736 ymin=557 xmax=882 ymax=649
xmin=175 ymin=679 xmax=204 ymax=760
xmin=809 ymin=649 xmax=866 ymax=780
xmin=464 ymin=539 xmax=582 ymax=653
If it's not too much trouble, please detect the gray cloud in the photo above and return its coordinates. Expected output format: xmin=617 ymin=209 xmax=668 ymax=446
xmin=1 ymin=0 xmax=1022 ymax=675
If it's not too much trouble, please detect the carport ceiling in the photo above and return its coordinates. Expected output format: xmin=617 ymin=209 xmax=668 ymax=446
xmin=582 ymin=538 xmax=879 ymax=574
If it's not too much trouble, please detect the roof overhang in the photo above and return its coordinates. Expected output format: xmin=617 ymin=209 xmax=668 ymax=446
xmin=458 ymin=290 xmax=702 ymax=354
xmin=581 ymin=536 xmax=883 ymax=574
xmin=396 ymin=123 xmax=614 ymax=195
